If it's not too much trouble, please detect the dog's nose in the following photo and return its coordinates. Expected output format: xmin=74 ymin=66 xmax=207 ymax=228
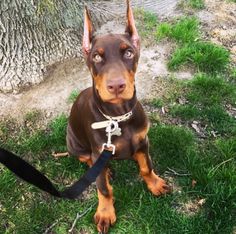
xmin=107 ymin=79 xmax=126 ymax=95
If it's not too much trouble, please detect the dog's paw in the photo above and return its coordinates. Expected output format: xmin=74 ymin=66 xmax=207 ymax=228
xmin=94 ymin=206 xmax=116 ymax=234
xmin=144 ymin=171 xmax=171 ymax=196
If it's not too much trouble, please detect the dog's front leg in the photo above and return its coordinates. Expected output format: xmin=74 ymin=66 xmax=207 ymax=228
xmin=94 ymin=166 xmax=116 ymax=233
xmin=134 ymin=143 xmax=170 ymax=196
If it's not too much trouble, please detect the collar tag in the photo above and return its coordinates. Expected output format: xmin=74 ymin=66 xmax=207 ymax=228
xmin=91 ymin=120 xmax=111 ymax=130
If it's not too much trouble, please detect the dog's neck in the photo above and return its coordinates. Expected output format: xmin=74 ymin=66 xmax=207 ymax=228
xmin=92 ymin=86 xmax=138 ymax=117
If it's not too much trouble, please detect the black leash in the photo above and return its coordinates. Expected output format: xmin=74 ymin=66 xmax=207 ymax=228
xmin=0 ymin=148 xmax=112 ymax=199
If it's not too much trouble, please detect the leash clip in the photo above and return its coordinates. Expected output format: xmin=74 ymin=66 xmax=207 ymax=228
xmin=102 ymin=120 xmax=121 ymax=155
xmin=102 ymin=143 xmax=116 ymax=155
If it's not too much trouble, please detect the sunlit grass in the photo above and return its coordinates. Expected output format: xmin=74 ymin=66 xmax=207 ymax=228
xmin=156 ymin=17 xmax=199 ymax=43
xmin=156 ymin=17 xmax=229 ymax=74
xmin=168 ymin=42 xmax=230 ymax=73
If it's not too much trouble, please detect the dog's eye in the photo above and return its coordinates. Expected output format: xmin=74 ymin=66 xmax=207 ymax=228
xmin=93 ymin=54 xmax=103 ymax=63
xmin=124 ymin=49 xmax=134 ymax=59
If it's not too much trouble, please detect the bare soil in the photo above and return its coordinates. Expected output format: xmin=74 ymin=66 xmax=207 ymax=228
xmin=0 ymin=21 xmax=192 ymax=121
xmin=0 ymin=0 xmax=235 ymax=121
xmin=197 ymin=0 xmax=236 ymax=63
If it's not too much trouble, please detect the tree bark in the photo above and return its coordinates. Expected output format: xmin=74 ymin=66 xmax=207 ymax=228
xmin=0 ymin=0 xmax=113 ymax=93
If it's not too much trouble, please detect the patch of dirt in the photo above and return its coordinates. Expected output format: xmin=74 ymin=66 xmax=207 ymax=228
xmin=233 ymin=226 xmax=236 ymax=234
xmin=164 ymin=175 xmax=183 ymax=194
xmin=0 ymin=59 xmax=91 ymax=120
xmin=163 ymin=174 xmax=206 ymax=216
xmin=175 ymin=198 xmax=206 ymax=216
xmin=197 ymin=0 xmax=236 ymax=63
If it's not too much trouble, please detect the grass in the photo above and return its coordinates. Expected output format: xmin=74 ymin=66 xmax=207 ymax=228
xmin=1 ymin=114 xmax=236 ymax=233
xmin=134 ymin=9 xmax=158 ymax=31
xmin=156 ymin=17 xmax=230 ymax=74
xmin=149 ymin=125 xmax=195 ymax=172
xmin=230 ymin=67 xmax=236 ymax=81
xmin=188 ymin=0 xmax=205 ymax=9
xmin=68 ymin=89 xmax=79 ymax=103
xmin=170 ymin=74 xmax=236 ymax=135
xmin=150 ymin=98 xmax=164 ymax=108
xmin=1 ymin=9 xmax=236 ymax=234
xmin=156 ymin=17 xmax=199 ymax=43
xmin=0 ymin=114 xmax=68 ymax=155
xmin=187 ymin=74 xmax=235 ymax=105
xmin=168 ymin=42 xmax=230 ymax=73
xmin=134 ymin=9 xmax=159 ymax=43
xmin=178 ymin=0 xmax=205 ymax=10
xmin=172 ymin=104 xmax=236 ymax=135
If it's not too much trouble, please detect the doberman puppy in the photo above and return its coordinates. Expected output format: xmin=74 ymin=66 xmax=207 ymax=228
xmin=67 ymin=1 xmax=169 ymax=233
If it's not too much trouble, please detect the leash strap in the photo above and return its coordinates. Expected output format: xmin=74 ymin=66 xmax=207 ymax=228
xmin=0 ymin=148 xmax=112 ymax=199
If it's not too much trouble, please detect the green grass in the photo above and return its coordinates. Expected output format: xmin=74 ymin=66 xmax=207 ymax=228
xmin=170 ymin=74 xmax=236 ymax=135
xmin=146 ymin=11 xmax=235 ymax=231
xmin=1 ymin=114 xmax=236 ymax=233
xmin=150 ymin=98 xmax=164 ymax=108
xmin=168 ymin=42 xmax=230 ymax=73
xmin=150 ymin=126 xmax=236 ymax=233
xmin=134 ymin=9 xmax=159 ymax=42
xmin=172 ymin=104 xmax=236 ymax=135
xmin=68 ymin=89 xmax=79 ymax=103
xmin=156 ymin=17 xmax=199 ymax=43
xmin=178 ymin=0 xmax=205 ymax=10
xmin=186 ymin=139 xmax=236 ymax=233
xmin=149 ymin=125 xmax=195 ymax=172
xmin=155 ymin=22 xmax=172 ymax=41
xmin=188 ymin=0 xmax=205 ymax=9
xmin=187 ymin=74 xmax=236 ymax=105
xmin=0 ymin=114 xmax=68 ymax=155
xmin=230 ymin=67 xmax=236 ymax=81
xmin=156 ymin=17 xmax=230 ymax=74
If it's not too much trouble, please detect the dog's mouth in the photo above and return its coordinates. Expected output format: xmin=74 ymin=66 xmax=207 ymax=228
xmin=107 ymin=97 xmax=124 ymax=104
xmin=105 ymin=92 xmax=135 ymax=104
xmin=95 ymin=90 xmax=128 ymax=103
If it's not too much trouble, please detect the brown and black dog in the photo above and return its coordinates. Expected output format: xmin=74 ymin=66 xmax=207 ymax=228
xmin=67 ymin=1 xmax=169 ymax=233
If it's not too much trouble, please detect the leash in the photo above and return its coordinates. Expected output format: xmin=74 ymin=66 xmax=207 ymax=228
xmin=0 ymin=148 xmax=112 ymax=199
xmin=0 ymin=111 xmax=132 ymax=199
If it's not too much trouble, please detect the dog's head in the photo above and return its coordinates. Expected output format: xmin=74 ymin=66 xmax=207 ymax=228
xmin=83 ymin=0 xmax=140 ymax=104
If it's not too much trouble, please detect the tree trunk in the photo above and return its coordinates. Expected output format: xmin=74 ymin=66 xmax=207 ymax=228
xmin=0 ymin=0 xmax=113 ymax=93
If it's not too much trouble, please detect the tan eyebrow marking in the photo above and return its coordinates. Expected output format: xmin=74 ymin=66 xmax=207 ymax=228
xmin=120 ymin=42 xmax=128 ymax=50
xmin=97 ymin=47 xmax=104 ymax=55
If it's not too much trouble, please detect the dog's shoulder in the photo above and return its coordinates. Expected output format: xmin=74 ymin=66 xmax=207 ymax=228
xmin=75 ymin=87 xmax=93 ymax=105
xmin=72 ymin=87 xmax=97 ymax=116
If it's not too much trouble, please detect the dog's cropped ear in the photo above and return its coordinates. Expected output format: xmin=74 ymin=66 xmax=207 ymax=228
xmin=83 ymin=6 xmax=93 ymax=57
xmin=125 ymin=0 xmax=140 ymax=50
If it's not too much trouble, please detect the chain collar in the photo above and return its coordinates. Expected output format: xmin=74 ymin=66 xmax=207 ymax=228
xmin=98 ymin=108 xmax=133 ymax=123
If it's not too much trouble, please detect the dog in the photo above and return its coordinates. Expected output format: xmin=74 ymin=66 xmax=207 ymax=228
xmin=66 ymin=1 xmax=170 ymax=232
